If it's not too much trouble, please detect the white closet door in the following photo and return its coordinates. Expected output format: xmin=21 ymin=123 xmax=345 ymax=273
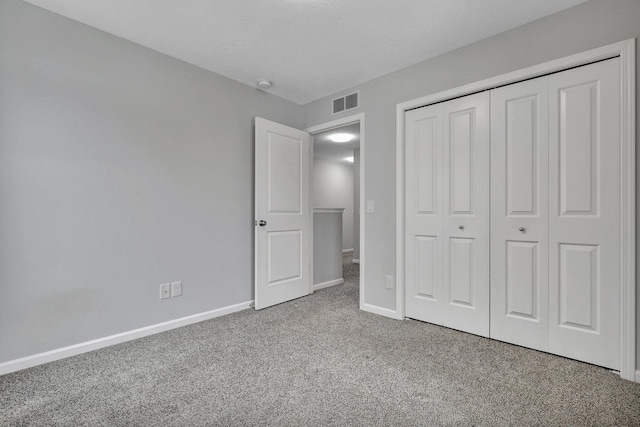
xmin=441 ymin=93 xmax=490 ymax=336
xmin=405 ymin=103 xmax=445 ymax=324
xmin=490 ymin=77 xmax=549 ymax=351
xmin=548 ymin=58 xmax=621 ymax=369
xmin=405 ymin=92 xmax=490 ymax=337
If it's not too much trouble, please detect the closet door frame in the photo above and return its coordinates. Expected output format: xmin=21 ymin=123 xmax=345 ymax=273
xmin=395 ymin=38 xmax=636 ymax=381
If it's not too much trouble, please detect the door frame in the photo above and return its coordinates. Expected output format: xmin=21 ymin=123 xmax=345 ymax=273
xmin=306 ymin=113 xmax=366 ymax=311
xmin=395 ymin=39 xmax=636 ymax=381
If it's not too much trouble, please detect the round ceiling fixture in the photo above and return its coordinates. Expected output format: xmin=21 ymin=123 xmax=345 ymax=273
xmin=329 ymin=133 xmax=353 ymax=143
xmin=257 ymin=79 xmax=272 ymax=90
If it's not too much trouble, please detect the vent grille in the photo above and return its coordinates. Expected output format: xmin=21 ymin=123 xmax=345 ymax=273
xmin=332 ymin=91 xmax=359 ymax=114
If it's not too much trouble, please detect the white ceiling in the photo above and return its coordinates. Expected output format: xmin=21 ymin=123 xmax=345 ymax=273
xmin=314 ymin=123 xmax=360 ymax=163
xmin=22 ymin=0 xmax=588 ymax=104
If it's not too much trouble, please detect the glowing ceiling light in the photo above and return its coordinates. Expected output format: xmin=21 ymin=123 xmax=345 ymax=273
xmin=329 ymin=133 xmax=353 ymax=143
xmin=345 ymin=156 xmax=354 ymax=163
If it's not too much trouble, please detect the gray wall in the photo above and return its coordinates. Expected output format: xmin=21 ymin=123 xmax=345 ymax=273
xmin=303 ymin=0 xmax=640 ymax=368
xmin=313 ymin=211 xmax=343 ymax=285
xmin=0 ymin=0 xmax=302 ymax=363
xmin=313 ymin=157 xmax=354 ymax=251
xmin=2 ymin=0 xmax=639 ymax=372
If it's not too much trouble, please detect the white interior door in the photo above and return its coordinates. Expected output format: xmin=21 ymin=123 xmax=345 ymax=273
xmin=405 ymin=92 xmax=490 ymax=337
xmin=404 ymin=102 xmax=445 ymax=325
xmin=402 ymin=48 xmax=632 ymax=376
xmin=548 ymin=58 xmax=621 ymax=369
xmin=490 ymin=76 xmax=549 ymax=351
xmin=441 ymin=93 xmax=491 ymax=336
xmin=255 ymin=117 xmax=311 ymax=310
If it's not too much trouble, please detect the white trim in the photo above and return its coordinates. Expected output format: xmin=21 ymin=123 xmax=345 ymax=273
xmin=313 ymin=278 xmax=344 ymax=291
xmin=397 ymin=40 xmax=633 ymax=113
xmin=306 ymin=134 xmax=313 ymax=300
xmin=396 ymin=102 xmax=406 ymax=324
xmin=342 ymin=248 xmax=354 ymax=254
xmin=618 ymin=39 xmax=636 ymax=383
xmin=313 ymin=208 xmax=345 ymax=214
xmin=635 ymin=370 xmax=640 ymax=383
xmin=305 ymin=113 xmax=366 ymax=314
xmin=361 ymin=302 xmax=402 ymax=320
xmin=306 ymin=113 xmax=364 ymax=134
xmin=396 ymin=38 xmax=636 ymax=381
xmin=352 ymin=259 xmax=360 ymax=264
xmin=0 ymin=300 xmax=253 ymax=376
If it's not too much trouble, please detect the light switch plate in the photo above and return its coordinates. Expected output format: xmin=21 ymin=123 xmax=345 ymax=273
xmin=171 ymin=281 xmax=182 ymax=297
xmin=366 ymin=200 xmax=374 ymax=213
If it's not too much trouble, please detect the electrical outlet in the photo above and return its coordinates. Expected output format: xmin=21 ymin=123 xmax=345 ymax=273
xmin=385 ymin=275 xmax=394 ymax=290
xmin=160 ymin=283 xmax=171 ymax=299
xmin=171 ymin=281 xmax=182 ymax=297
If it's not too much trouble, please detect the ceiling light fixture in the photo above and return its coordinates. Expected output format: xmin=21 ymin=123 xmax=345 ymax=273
xmin=345 ymin=156 xmax=354 ymax=163
xmin=329 ymin=133 xmax=353 ymax=143
xmin=257 ymin=79 xmax=272 ymax=90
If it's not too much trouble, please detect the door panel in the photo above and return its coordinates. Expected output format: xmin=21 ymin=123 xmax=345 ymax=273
xmin=416 ymin=116 xmax=438 ymax=214
xmin=255 ymin=117 xmax=311 ymax=310
xmin=267 ymin=231 xmax=302 ymax=285
xmin=406 ymin=92 xmax=489 ymax=337
xmin=558 ymin=82 xmax=599 ymax=216
xmin=548 ymin=58 xmax=620 ymax=369
xmin=415 ymin=236 xmax=438 ymax=299
xmin=268 ymin=133 xmax=302 ymax=213
xmin=506 ymin=241 xmax=539 ymax=320
xmin=448 ymin=237 xmax=474 ymax=306
xmin=449 ymin=110 xmax=473 ymax=214
xmin=490 ymin=77 xmax=549 ymax=351
xmin=558 ymin=243 xmax=599 ymax=330
xmin=506 ymin=95 xmax=539 ymax=216
xmin=442 ymin=94 xmax=490 ymax=336
xmin=405 ymin=105 xmax=445 ymax=322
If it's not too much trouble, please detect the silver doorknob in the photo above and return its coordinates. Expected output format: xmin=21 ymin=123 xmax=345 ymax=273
xmin=519 ymin=227 xmax=525 ymax=232
xmin=259 ymin=220 xmax=267 ymax=227
xmin=458 ymin=225 xmax=464 ymax=230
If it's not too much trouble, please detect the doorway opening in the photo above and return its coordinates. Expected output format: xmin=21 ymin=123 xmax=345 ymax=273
xmin=306 ymin=113 xmax=365 ymax=310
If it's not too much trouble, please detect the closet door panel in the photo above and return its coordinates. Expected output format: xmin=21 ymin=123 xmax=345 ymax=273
xmin=490 ymin=77 xmax=549 ymax=351
xmin=441 ymin=92 xmax=490 ymax=337
xmin=548 ymin=58 xmax=620 ymax=369
xmin=405 ymin=92 xmax=490 ymax=337
xmin=405 ymin=105 xmax=445 ymax=323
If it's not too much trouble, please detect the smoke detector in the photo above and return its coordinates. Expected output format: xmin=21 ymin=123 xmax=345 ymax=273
xmin=257 ymin=79 xmax=272 ymax=90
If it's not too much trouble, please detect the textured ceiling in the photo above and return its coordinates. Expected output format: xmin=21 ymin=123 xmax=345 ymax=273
xmin=22 ymin=0 xmax=587 ymax=104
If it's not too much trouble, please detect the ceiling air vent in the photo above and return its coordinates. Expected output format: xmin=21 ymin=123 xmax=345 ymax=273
xmin=332 ymin=91 xmax=359 ymax=115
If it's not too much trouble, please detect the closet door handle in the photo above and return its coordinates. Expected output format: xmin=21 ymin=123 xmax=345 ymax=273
xmin=518 ymin=227 xmax=525 ymax=232
xmin=458 ymin=225 xmax=464 ymax=230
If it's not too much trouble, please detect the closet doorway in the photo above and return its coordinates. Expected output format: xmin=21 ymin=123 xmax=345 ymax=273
xmin=396 ymin=40 xmax=635 ymax=380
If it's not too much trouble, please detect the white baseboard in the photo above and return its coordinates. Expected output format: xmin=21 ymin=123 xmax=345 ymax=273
xmin=360 ymin=302 xmax=403 ymax=320
xmin=342 ymin=248 xmax=354 ymax=254
xmin=635 ymin=370 xmax=640 ymax=383
xmin=313 ymin=278 xmax=344 ymax=291
xmin=352 ymin=259 xmax=360 ymax=264
xmin=0 ymin=300 xmax=253 ymax=376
